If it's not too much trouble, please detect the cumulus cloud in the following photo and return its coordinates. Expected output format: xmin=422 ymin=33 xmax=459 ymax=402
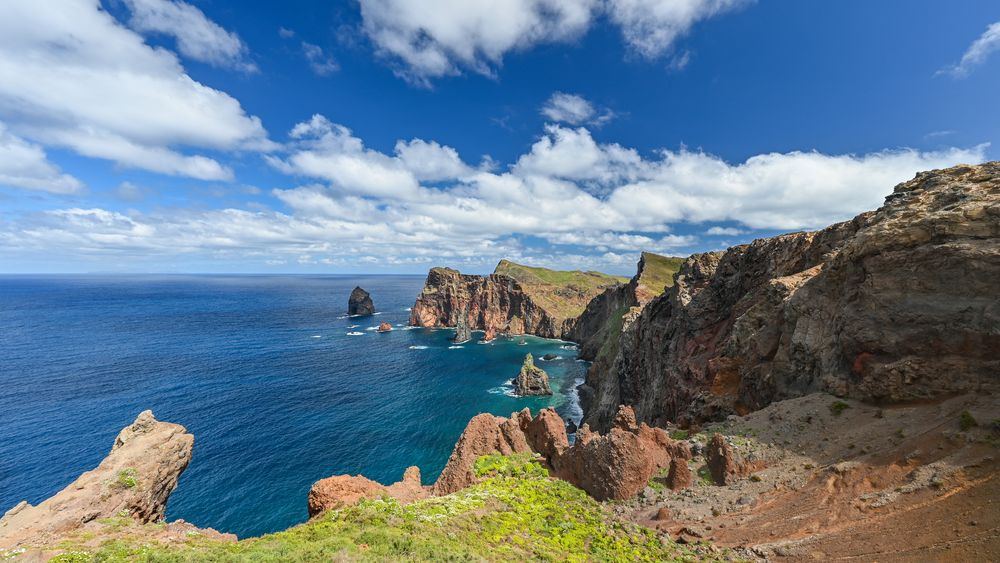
xmin=0 ymin=123 xmax=84 ymax=194
xmin=606 ymin=0 xmax=749 ymax=58
xmin=0 ymin=0 xmax=271 ymax=181
xmin=540 ymin=92 xmax=615 ymax=126
xmin=4 ymin=116 xmax=986 ymax=272
xmin=357 ymin=0 xmax=747 ymax=82
xmin=940 ymin=21 xmax=1000 ymax=77
xmin=122 ymin=0 xmax=257 ymax=72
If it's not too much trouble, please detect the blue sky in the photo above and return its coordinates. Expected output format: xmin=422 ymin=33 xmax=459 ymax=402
xmin=0 ymin=0 xmax=997 ymax=274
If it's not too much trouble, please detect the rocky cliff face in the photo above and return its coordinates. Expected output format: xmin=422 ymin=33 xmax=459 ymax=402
xmin=409 ymin=267 xmax=574 ymax=339
xmin=0 ymin=411 xmax=203 ymax=550
xmin=514 ymin=353 xmax=551 ymax=396
xmin=583 ymin=162 xmax=1000 ymax=430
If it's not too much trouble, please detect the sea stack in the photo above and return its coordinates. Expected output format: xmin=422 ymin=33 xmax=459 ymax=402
xmin=452 ymin=305 xmax=471 ymax=343
xmin=514 ymin=353 xmax=552 ymax=396
xmin=377 ymin=322 xmax=393 ymax=333
xmin=348 ymin=286 xmax=375 ymax=316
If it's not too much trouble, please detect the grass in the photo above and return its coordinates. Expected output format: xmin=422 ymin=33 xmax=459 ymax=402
xmin=959 ymin=411 xmax=978 ymax=431
xmin=112 ymin=468 xmax=138 ymax=490
xmin=635 ymin=252 xmax=684 ymax=298
xmin=669 ymin=430 xmax=689 ymax=441
xmin=51 ymin=454 xmax=728 ymax=562
xmin=493 ymin=260 xmax=628 ymax=320
xmin=829 ymin=400 xmax=850 ymax=416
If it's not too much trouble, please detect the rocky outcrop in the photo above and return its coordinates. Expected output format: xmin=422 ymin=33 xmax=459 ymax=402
xmin=348 ymin=286 xmax=375 ymax=316
xmin=0 ymin=411 xmax=194 ymax=549
xmin=514 ymin=353 xmax=551 ymax=396
xmin=377 ymin=322 xmax=392 ymax=332
xmin=705 ymin=434 xmax=760 ymax=485
xmin=583 ymin=163 xmax=1000 ymax=430
xmin=409 ymin=261 xmax=624 ymax=340
xmin=307 ymin=466 xmax=428 ymax=517
xmin=452 ymin=304 xmax=472 ymax=343
xmin=433 ymin=406 xmax=691 ymax=501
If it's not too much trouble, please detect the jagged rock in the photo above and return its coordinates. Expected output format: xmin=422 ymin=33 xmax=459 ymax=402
xmin=377 ymin=322 xmax=392 ymax=332
xmin=583 ymin=163 xmax=1000 ymax=429
xmin=0 ymin=411 xmax=194 ymax=549
xmin=452 ymin=304 xmax=472 ymax=343
xmin=348 ymin=286 xmax=375 ymax=316
xmin=665 ymin=457 xmax=693 ymax=490
xmin=541 ymin=353 xmax=557 ymax=361
xmin=433 ymin=406 xmax=691 ymax=501
xmin=706 ymin=434 xmax=756 ymax=485
xmin=514 ymin=353 xmax=551 ymax=396
xmin=307 ymin=466 xmax=428 ymax=517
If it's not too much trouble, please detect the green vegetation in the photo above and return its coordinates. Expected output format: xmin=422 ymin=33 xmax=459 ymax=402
xmin=113 ymin=468 xmax=138 ymax=489
xmin=635 ymin=252 xmax=684 ymax=298
xmin=494 ymin=259 xmax=628 ymax=320
xmin=697 ymin=465 xmax=715 ymax=486
xmin=829 ymin=400 xmax=850 ymax=416
xmin=959 ymin=411 xmax=978 ymax=431
xmin=669 ymin=430 xmax=689 ymax=441
xmin=53 ymin=454 xmax=728 ymax=562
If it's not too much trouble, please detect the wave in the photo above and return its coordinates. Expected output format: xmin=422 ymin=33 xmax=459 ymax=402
xmin=487 ymin=383 xmax=517 ymax=397
xmin=560 ymin=344 xmax=577 ymax=351
xmin=348 ymin=324 xmax=359 ymax=329
xmin=346 ymin=332 xmax=363 ymax=336
xmin=409 ymin=345 xmax=429 ymax=350
xmin=310 ymin=335 xmax=322 ymax=339
xmin=404 ymin=307 xmax=411 ymax=311
xmin=336 ymin=315 xmax=349 ymax=319
xmin=575 ymin=359 xmax=587 ymax=363
xmin=538 ymin=355 xmax=562 ymax=361
xmin=448 ymin=345 xmax=464 ymax=349
xmin=365 ymin=327 xmax=379 ymax=331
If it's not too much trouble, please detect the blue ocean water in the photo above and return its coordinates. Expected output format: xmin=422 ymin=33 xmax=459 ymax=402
xmin=0 ymin=275 xmax=587 ymax=537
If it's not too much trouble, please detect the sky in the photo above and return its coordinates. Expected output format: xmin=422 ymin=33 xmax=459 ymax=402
xmin=0 ymin=0 xmax=997 ymax=275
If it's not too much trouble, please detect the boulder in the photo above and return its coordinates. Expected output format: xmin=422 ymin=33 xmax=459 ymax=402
xmin=377 ymin=322 xmax=393 ymax=332
xmin=308 ymin=466 xmax=428 ymax=517
xmin=348 ymin=286 xmax=375 ymax=316
xmin=706 ymin=433 xmax=756 ymax=485
xmin=514 ymin=353 xmax=552 ymax=396
xmin=0 ymin=411 xmax=194 ymax=549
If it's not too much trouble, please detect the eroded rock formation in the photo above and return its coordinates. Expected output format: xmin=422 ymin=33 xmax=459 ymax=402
xmin=432 ymin=406 xmax=691 ymax=501
xmin=308 ymin=466 xmax=428 ymax=517
xmin=583 ymin=163 xmax=1000 ymax=430
xmin=377 ymin=322 xmax=392 ymax=332
xmin=348 ymin=286 xmax=375 ymax=316
xmin=0 ymin=411 xmax=196 ymax=549
xmin=514 ymin=353 xmax=551 ymax=396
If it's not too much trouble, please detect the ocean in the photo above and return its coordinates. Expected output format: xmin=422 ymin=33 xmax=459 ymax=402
xmin=0 ymin=275 xmax=587 ymax=537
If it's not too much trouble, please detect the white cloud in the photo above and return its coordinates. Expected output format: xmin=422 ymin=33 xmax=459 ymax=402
xmin=0 ymin=123 xmax=84 ymax=194
xmin=540 ymin=92 xmax=615 ymax=126
xmin=302 ymin=42 xmax=339 ymax=76
xmin=1 ymin=117 xmax=987 ymax=273
xmin=0 ymin=0 xmax=271 ymax=181
xmin=606 ymin=0 xmax=749 ymax=58
xmin=122 ymin=0 xmax=257 ymax=72
xmin=940 ymin=21 xmax=1000 ymax=77
xmin=357 ymin=0 xmax=748 ymax=81
xmin=705 ymin=226 xmax=745 ymax=236
xmin=359 ymin=0 xmax=600 ymax=82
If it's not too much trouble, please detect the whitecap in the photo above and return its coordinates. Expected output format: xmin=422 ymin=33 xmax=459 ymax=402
xmin=346 ymin=332 xmax=364 ymax=336
xmin=487 ymin=384 xmax=517 ymax=397
xmin=365 ymin=326 xmax=379 ymax=331
xmin=336 ymin=315 xmax=348 ymax=319
xmin=409 ymin=345 xmax=429 ymax=350
xmin=538 ymin=355 xmax=563 ymax=361
xmin=448 ymin=345 xmax=464 ymax=349
xmin=560 ymin=344 xmax=577 ymax=351
xmin=310 ymin=335 xmax=322 ymax=339
xmin=348 ymin=324 xmax=359 ymax=329
xmin=575 ymin=359 xmax=587 ymax=363
xmin=405 ymin=307 xmax=411 ymax=311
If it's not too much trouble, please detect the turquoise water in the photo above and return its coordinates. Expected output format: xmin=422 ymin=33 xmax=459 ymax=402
xmin=0 ymin=275 xmax=586 ymax=537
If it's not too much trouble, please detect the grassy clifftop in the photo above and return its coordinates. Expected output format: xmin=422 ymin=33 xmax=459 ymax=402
xmin=48 ymin=455 xmax=727 ymax=562
xmin=634 ymin=252 xmax=684 ymax=302
xmin=493 ymin=260 xmax=629 ymax=320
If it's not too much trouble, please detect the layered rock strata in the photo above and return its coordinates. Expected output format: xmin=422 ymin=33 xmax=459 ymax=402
xmin=583 ymin=162 xmax=1000 ymax=430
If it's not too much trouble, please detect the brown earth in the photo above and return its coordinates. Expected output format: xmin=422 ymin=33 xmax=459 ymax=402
xmin=621 ymin=392 xmax=1000 ymax=561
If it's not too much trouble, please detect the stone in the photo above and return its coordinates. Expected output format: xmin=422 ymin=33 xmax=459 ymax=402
xmin=452 ymin=304 xmax=472 ymax=343
xmin=655 ymin=507 xmax=672 ymax=521
xmin=541 ymin=353 xmax=558 ymax=361
xmin=583 ymin=162 xmax=1000 ymax=430
xmin=0 ymin=411 xmax=194 ymax=548
xmin=377 ymin=322 xmax=393 ymax=332
xmin=348 ymin=286 xmax=375 ymax=316
xmin=308 ymin=466 xmax=429 ymax=517
xmin=514 ymin=353 xmax=552 ymax=396
xmin=665 ymin=457 xmax=693 ymax=490
xmin=706 ymin=434 xmax=757 ymax=485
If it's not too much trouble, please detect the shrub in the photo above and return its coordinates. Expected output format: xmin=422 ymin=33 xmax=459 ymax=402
xmin=115 ymin=468 xmax=138 ymax=489
xmin=959 ymin=411 xmax=978 ymax=432
xmin=669 ymin=430 xmax=689 ymax=441
xmin=829 ymin=400 xmax=850 ymax=416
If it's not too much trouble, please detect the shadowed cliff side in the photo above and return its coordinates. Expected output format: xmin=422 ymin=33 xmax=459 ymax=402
xmin=583 ymin=162 xmax=1000 ymax=431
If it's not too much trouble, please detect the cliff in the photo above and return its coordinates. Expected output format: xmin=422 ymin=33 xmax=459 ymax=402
xmin=408 ymin=260 xmax=626 ymax=340
xmin=347 ymin=286 xmax=375 ymax=316
xmin=583 ymin=162 xmax=1000 ymax=430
